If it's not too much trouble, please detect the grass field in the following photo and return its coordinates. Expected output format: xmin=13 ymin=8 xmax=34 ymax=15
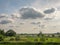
xmin=0 ymin=36 xmax=60 ymax=45
xmin=3 ymin=36 xmax=60 ymax=43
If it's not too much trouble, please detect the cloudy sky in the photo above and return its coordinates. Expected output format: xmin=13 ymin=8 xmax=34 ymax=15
xmin=0 ymin=0 xmax=60 ymax=34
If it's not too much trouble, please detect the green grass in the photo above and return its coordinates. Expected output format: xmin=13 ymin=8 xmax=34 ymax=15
xmin=2 ymin=36 xmax=60 ymax=43
xmin=0 ymin=37 xmax=60 ymax=45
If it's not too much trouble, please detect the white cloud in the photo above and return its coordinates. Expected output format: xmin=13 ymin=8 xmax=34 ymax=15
xmin=11 ymin=12 xmax=20 ymax=19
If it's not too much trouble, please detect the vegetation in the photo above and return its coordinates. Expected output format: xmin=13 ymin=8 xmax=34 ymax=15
xmin=0 ymin=29 xmax=60 ymax=45
xmin=0 ymin=29 xmax=5 ymax=36
xmin=0 ymin=35 xmax=4 ymax=41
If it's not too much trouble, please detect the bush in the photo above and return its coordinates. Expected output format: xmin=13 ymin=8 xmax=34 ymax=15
xmin=9 ymin=38 xmax=15 ymax=41
xmin=15 ymin=36 xmax=20 ymax=41
xmin=40 ymin=38 xmax=45 ymax=42
xmin=0 ymin=35 xmax=4 ymax=41
xmin=34 ymin=39 xmax=38 ymax=42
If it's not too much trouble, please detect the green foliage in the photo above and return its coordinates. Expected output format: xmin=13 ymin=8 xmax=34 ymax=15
xmin=0 ymin=29 xmax=5 ymax=35
xmin=40 ymin=37 xmax=45 ymax=42
xmin=0 ymin=35 xmax=4 ymax=41
xmin=9 ymin=37 xmax=15 ymax=41
xmin=34 ymin=39 xmax=38 ymax=42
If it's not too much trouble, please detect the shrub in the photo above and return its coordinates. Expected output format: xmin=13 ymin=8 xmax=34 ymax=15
xmin=34 ymin=39 xmax=38 ymax=42
xmin=15 ymin=36 xmax=20 ymax=41
xmin=9 ymin=38 xmax=15 ymax=41
xmin=0 ymin=35 xmax=4 ymax=41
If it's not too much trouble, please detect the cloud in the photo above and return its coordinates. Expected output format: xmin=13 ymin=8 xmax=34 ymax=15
xmin=0 ymin=14 xmax=8 ymax=18
xmin=20 ymin=7 xmax=44 ymax=19
xmin=30 ymin=22 xmax=36 ymax=25
xmin=31 ymin=22 xmax=41 ymax=25
xmin=9 ymin=25 xmax=19 ymax=27
xmin=37 ymin=22 xmax=41 ymax=24
xmin=0 ymin=19 xmax=14 ymax=24
xmin=44 ymin=8 xmax=55 ymax=14
xmin=11 ymin=13 xmax=20 ymax=18
xmin=41 ymin=25 xmax=45 ymax=28
xmin=44 ymin=17 xmax=54 ymax=20
xmin=20 ymin=22 xmax=24 ymax=25
xmin=31 ymin=0 xmax=60 ymax=9
xmin=38 ymin=25 xmax=45 ymax=28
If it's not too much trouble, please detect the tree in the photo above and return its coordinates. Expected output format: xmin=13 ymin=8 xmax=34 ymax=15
xmin=5 ymin=29 xmax=16 ymax=36
xmin=0 ymin=29 xmax=5 ymax=35
xmin=37 ymin=31 xmax=43 ymax=37
xmin=56 ymin=32 xmax=60 ymax=35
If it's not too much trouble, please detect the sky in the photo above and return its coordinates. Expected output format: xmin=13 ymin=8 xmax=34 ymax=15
xmin=0 ymin=0 xmax=60 ymax=34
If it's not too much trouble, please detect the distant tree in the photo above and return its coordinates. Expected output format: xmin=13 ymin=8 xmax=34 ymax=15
xmin=52 ymin=34 xmax=55 ymax=37
xmin=37 ymin=31 xmax=43 ymax=37
xmin=5 ymin=29 xmax=16 ymax=36
xmin=56 ymin=32 xmax=60 ymax=35
xmin=56 ymin=32 xmax=60 ymax=37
